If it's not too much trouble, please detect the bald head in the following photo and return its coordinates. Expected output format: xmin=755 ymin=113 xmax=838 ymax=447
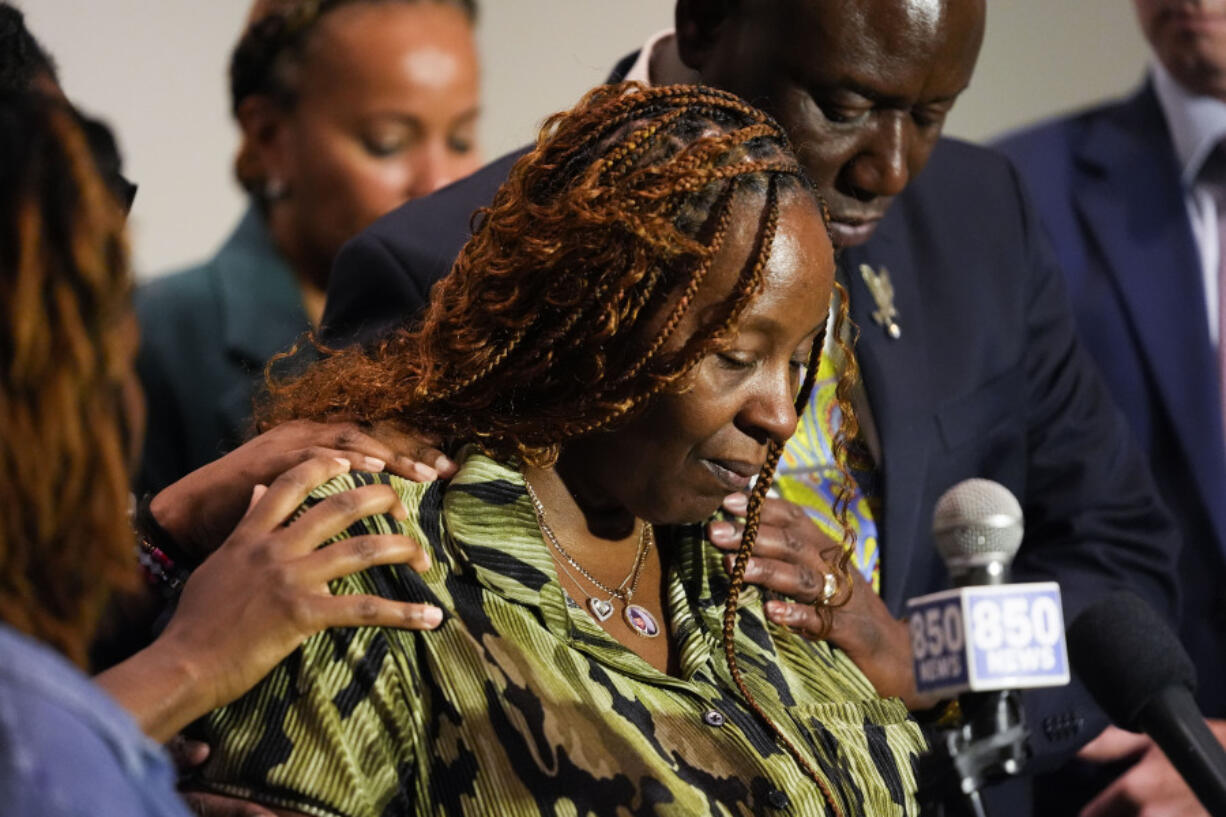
xmin=676 ymin=0 xmax=985 ymax=246
xmin=897 ymin=0 xmax=956 ymax=36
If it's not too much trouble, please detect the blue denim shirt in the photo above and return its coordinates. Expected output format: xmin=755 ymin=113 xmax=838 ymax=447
xmin=0 ymin=625 xmax=191 ymax=817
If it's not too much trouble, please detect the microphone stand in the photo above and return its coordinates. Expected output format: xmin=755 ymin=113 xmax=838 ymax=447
xmin=917 ymin=690 xmax=1030 ymax=817
xmin=923 ymin=480 xmax=1033 ymax=817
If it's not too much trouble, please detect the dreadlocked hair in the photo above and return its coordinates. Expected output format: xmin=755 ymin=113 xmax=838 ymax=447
xmin=0 ymin=92 xmax=136 ymax=668
xmin=259 ymin=82 xmax=848 ymax=808
xmin=229 ymin=0 xmax=478 ymax=196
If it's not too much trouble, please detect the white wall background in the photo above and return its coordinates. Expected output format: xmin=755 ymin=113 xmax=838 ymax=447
xmin=945 ymin=2 xmax=1150 ymax=140
xmin=22 ymin=0 xmax=1148 ymax=280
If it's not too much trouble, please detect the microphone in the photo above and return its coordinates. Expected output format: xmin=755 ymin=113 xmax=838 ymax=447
xmin=909 ymin=479 xmax=1070 ymax=699
xmin=911 ymin=479 xmax=1069 ymax=817
xmin=932 ymin=478 xmax=1023 ymax=587
xmin=1068 ymin=591 xmax=1226 ymax=815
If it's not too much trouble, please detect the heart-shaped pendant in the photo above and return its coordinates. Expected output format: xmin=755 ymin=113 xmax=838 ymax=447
xmin=588 ymin=597 xmax=614 ymax=622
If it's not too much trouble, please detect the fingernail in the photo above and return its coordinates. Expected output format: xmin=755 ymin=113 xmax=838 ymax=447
xmin=420 ymin=606 xmax=443 ymax=627
xmin=393 ymin=500 xmax=410 ymax=520
xmin=434 ymin=453 xmax=456 ymax=473
xmin=333 ymin=457 xmax=352 ymax=470
xmin=364 ymin=456 xmax=386 ymax=472
xmin=723 ymin=493 xmax=748 ymax=513
xmin=709 ymin=521 xmax=734 ymax=539
xmin=413 ymin=461 xmax=439 ymax=481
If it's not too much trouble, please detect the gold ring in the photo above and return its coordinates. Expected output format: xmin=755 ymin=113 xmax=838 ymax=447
xmin=817 ymin=572 xmax=838 ymax=605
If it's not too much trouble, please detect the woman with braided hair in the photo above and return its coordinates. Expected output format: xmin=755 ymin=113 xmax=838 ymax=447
xmin=192 ymin=83 xmax=925 ymax=817
xmin=135 ymin=0 xmax=481 ymax=494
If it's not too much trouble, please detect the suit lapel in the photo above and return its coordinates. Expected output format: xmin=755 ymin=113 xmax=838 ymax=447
xmin=843 ymin=226 xmax=933 ymax=613
xmin=214 ymin=209 xmax=311 ymax=437
xmin=1073 ymin=86 xmax=1226 ymax=561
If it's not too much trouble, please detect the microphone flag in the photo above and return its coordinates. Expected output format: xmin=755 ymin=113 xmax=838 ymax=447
xmin=908 ymin=582 xmax=1069 ymax=699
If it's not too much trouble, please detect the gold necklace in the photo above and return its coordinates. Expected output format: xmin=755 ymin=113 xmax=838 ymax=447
xmin=523 ymin=477 xmax=661 ymax=638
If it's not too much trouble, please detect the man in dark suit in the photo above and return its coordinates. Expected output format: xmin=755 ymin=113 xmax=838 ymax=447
xmin=996 ymin=1 xmax=1226 ymax=814
xmin=322 ymin=0 xmax=1179 ymax=811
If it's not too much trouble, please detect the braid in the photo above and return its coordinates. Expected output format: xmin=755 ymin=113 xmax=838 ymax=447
xmin=596 ymin=109 xmax=687 ymax=179
xmin=610 ymin=179 xmax=738 ymax=386
xmin=721 ymin=320 xmax=843 ymax=816
xmin=258 ymin=84 xmax=843 ymax=793
xmin=699 ymin=174 xmax=782 ymax=341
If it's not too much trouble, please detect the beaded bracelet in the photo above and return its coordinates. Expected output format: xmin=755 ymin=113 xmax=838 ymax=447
xmin=130 ymin=493 xmax=195 ymax=597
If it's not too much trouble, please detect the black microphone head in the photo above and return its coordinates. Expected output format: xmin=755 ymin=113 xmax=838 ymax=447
xmin=932 ymin=478 xmax=1023 ymax=577
xmin=1067 ymin=590 xmax=1197 ymax=731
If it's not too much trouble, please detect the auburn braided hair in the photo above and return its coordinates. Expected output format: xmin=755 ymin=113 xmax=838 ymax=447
xmin=261 ymin=82 xmax=856 ymax=810
xmin=0 ymin=92 xmax=136 ymax=668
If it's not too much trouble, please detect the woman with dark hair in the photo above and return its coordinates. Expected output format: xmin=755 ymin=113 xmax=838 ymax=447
xmin=194 ymin=83 xmax=925 ymax=817
xmin=0 ymin=91 xmax=442 ymax=815
xmin=136 ymin=0 xmax=482 ymax=493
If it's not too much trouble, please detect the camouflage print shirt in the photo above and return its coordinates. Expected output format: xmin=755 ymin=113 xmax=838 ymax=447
xmin=193 ymin=450 xmax=926 ymax=817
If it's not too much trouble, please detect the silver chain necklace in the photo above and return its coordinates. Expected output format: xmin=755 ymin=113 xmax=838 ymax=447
xmin=523 ymin=476 xmax=661 ymax=638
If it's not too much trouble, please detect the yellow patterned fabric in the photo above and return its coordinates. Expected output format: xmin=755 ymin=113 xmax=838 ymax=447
xmin=775 ymin=349 xmax=883 ymax=593
xmin=192 ymin=450 xmax=923 ymax=816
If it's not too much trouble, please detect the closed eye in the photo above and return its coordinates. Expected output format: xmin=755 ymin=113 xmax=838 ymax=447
xmin=717 ymin=353 xmax=755 ymax=371
xmin=790 ymin=329 xmax=826 ymax=381
xmin=820 ymin=103 xmax=871 ymax=126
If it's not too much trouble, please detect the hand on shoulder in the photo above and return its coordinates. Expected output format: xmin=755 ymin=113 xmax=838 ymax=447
xmin=708 ymin=492 xmax=939 ymax=710
xmin=150 ymin=419 xmax=456 ymax=560
xmin=99 ymin=455 xmax=442 ymax=743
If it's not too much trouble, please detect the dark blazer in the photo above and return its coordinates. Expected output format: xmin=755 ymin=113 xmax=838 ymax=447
xmin=136 ymin=208 xmax=310 ymax=493
xmin=820 ymin=140 xmax=1180 ymax=789
xmin=321 ymin=101 xmax=1180 ymax=812
xmin=997 ymin=84 xmax=1226 ymax=723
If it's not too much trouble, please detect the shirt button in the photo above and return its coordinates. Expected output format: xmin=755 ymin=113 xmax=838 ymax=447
xmin=766 ymin=788 xmax=791 ymax=810
xmin=701 ymin=708 xmax=726 ymax=727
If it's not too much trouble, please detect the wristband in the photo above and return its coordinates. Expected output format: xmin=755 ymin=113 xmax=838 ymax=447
xmin=131 ymin=493 xmax=196 ymax=596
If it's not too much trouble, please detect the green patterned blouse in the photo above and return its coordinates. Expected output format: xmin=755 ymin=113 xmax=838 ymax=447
xmin=193 ymin=451 xmax=925 ymax=816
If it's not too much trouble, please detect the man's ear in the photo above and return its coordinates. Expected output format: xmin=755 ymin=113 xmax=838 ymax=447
xmin=675 ymin=0 xmax=735 ymax=72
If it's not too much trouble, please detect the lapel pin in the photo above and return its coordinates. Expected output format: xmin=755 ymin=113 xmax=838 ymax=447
xmin=859 ymin=263 xmax=902 ymax=340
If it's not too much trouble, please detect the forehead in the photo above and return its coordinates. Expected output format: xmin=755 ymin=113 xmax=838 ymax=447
xmin=301 ymin=4 xmax=476 ymax=84
xmin=690 ymin=186 xmax=833 ymax=331
xmin=811 ymin=0 xmax=949 ymax=56
xmin=755 ymin=0 xmax=984 ymax=96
